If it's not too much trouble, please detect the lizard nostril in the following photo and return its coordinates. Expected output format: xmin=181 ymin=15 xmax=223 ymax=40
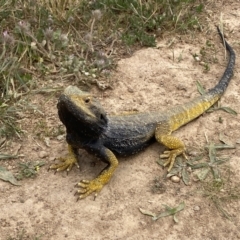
xmin=85 ymin=97 xmax=90 ymax=103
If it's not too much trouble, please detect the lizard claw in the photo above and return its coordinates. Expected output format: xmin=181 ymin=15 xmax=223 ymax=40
xmin=75 ymin=178 xmax=104 ymax=200
xmin=160 ymin=148 xmax=187 ymax=172
xmin=49 ymin=155 xmax=79 ymax=172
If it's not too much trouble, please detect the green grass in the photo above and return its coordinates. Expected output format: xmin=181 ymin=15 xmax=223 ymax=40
xmin=202 ymin=167 xmax=240 ymax=219
xmin=0 ymin=0 xmax=205 ymax=138
xmin=157 ymin=139 xmax=240 ymax=219
xmin=15 ymin=160 xmax=45 ymax=180
xmin=90 ymin=0 xmax=204 ymax=46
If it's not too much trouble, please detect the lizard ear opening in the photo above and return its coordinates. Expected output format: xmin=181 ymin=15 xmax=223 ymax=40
xmin=100 ymin=113 xmax=108 ymax=123
xmin=85 ymin=97 xmax=91 ymax=103
xmin=100 ymin=114 xmax=104 ymax=120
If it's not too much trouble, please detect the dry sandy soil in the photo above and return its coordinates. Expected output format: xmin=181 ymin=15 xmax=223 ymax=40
xmin=1 ymin=1 xmax=240 ymax=239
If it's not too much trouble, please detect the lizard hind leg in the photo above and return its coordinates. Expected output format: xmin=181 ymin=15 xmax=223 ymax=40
xmin=155 ymin=123 xmax=188 ymax=172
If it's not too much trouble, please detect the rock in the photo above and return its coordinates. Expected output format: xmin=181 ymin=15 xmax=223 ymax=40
xmin=171 ymin=175 xmax=180 ymax=183
xmin=39 ymin=151 xmax=48 ymax=158
xmin=57 ymin=135 xmax=65 ymax=141
xmin=193 ymin=206 xmax=200 ymax=211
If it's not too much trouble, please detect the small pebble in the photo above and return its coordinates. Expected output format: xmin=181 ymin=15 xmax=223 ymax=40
xmin=57 ymin=135 xmax=65 ymax=141
xmin=44 ymin=137 xmax=50 ymax=147
xmin=128 ymin=87 xmax=134 ymax=93
xmin=177 ymin=84 xmax=187 ymax=91
xmin=188 ymin=150 xmax=198 ymax=157
xmin=171 ymin=176 xmax=180 ymax=183
xmin=195 ymin=56 xmax=200 ymax=61
xmin=39 ymin=151 xmax=48 ymax=158
xmin=7 ymin=165 xmax=13 ymax=170
xmin=193 ymin=206 xmax=200 ymax=211
xmin=49 ymin=157 xmax=55 ymax=162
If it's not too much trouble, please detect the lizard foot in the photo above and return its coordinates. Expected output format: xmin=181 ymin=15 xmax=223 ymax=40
xmin=160 ymin=148 xmax=188 ymax=172
xmin=75 ymin=178 xmax=104 ymax=200
xmin=49 ymin=155 xmax=79 ymax=172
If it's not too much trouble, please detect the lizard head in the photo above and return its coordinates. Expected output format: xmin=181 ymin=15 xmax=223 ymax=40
xmin=57 ymin=85 xmax=108 ymax=137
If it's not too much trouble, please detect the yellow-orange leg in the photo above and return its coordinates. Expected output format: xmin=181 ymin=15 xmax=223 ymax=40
xmin=155 ymin=123 xmax=188 ymax=172
xmin=76 ymin=148 xmax=118 ymax=200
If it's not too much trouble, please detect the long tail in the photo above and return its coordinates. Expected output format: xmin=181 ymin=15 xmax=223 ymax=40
xmin=209 ymin=27 xmax=236 ymax=95
xmin=168 ymin=27 xmax=236 ymax=131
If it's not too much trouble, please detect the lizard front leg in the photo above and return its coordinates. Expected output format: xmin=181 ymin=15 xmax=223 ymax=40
xmin=155 ymin=122 xmax=188 ymax=172
xmin=76 ymin=148 xmax=118 ymax=200
xmin=49 ymin=144 xmax=80 ymax=172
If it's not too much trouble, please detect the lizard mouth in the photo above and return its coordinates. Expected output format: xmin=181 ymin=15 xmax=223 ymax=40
xmin=57 ymin=94 xmax=108 ymax=136
xmin=57 ymin=95 xmax=94 ymax=122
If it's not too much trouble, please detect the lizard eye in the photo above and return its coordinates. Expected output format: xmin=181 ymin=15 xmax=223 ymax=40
xmin=85 ymin=97 xmax=90 ymax=103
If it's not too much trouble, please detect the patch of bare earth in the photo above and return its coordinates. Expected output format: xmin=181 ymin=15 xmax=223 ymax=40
xmin=1 ymin=1 xmax=240 ymax=239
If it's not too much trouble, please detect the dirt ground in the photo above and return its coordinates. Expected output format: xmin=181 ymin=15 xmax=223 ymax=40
xmin=1 ymin=1 xmax=240 ymax=240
